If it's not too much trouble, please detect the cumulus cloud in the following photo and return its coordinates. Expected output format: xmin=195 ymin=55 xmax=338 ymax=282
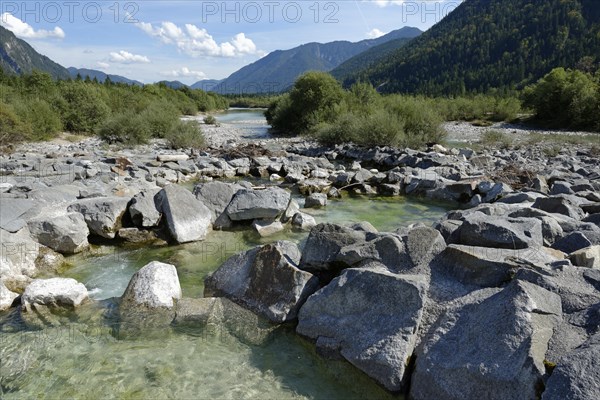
xmin=109 ymin=50 xmax=150 ymax=64
xmin=160 ymin=67 xmax=206 ymax=80
xmin=97 ymin=61 xmax=110 ymax=69
xmin=367 ymin=28 xmax=386 ymax=39
xmin=0 ymin=13 xmax=65 ymax=39
xmin=136 ymin=20 xmax=261 ymax=58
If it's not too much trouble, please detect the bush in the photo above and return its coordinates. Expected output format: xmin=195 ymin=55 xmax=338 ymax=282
xmin=142 ymin=101 xmax=180 ymax=138
xmin=98 ymin=112 xmax=151 ymax=145
xmin=523 ymin=68 xmax=600 ymax=130
xmin=386 ymin=96 xmax=445 ymax=146
xmin=164 ymin=120 xmax=205 ymax=149
xmin=12 ymin=98 xmax=62 ymax=140
xmin=0 ymin=101 xmax=32 ymax=145
xmin=203 ymin=115 xmax=218 ymax=125
xmin=59 ymin=82 xmax=110 ymax=133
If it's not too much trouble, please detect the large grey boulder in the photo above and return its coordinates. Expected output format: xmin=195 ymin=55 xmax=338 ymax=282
xmin=204 ymin=241 xmax=318 ymax=323
xmin=121 ymin=261 xmax=182 ymax=309
xmin=304 ymin=193 xmax=328 ymax=208
xmin=27 ymin=212 xmax=90 ymax=254
xmin=300 ymin=223 xmax=368 ymax=274
xmin=129 ymin=189 xmax=161 ymax=228
xmin=533 ymin=196 xmax=585 ymax=220
xmin=297 ymin=267 xmax=428 ymax=393
xmin=225 ymin=187 xmax=291 ymax=221
xmin=193 ymin=181 xmax=248 ymax=222
xmin=552 ymin=231 xmax=593 ymax=254
xmin=156 ymin=184 xmax=212 ymax=243
xmin=543 ymin=333 xmax=600 ymax=400
xmin=410 ymin=280 xmax=562 ymax=400
xmin=457 ymin=214 xmax=543 ymax=249
xmin=0 ymin=281 xmax=19 ymax=311
xmin=0 ymin=198 xmax=34 ymax=232
xmin=404 ymin=226 xmax=447 ymax=269
xmin=336 ymin=233 xmax=409 ymax=272
xmin=21 ymin=278 xmax=89 ymax=310
xmin=439 ymin=244 xmax=560 ymax=287
xmin=68 ymin=197 xmax=130 ymax=239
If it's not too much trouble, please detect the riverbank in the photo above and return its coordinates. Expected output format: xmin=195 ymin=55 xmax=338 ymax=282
xmin=1 ymin=112 xmax=599 ymax=399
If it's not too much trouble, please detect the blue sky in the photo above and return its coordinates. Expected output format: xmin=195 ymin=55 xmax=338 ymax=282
xmin=1 ymin=1 xmax=462 ymax=84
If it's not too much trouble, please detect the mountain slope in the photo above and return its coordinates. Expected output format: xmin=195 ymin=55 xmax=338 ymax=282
xmin=213 ymin=27 xmax=421 ymax=94
xmin=67 ymin=67 xmax=143 ymax=86
xmin=0 ymin=26 xmax=70 ymax=79
xmin=353 ymin=0 xmax=600 ymax=95
xmin=330 ymin=37 xmax=413 ymax=83
xmin=191 ymin=79 xmax=223 ymax=91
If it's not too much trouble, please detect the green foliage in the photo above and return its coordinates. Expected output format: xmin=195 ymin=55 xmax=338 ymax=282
xmin=269 ymin=73 xmax=446 ymax=147
xmin=58 ymin=82 xmax=111 ymax=133
xmin=98 ymin=112 xmax=151 ymax=145
xmin=203 ymin=115 xmax=218 ymax=125
xmin=142 ymin=101 xmax=180 ymax=138
xmin=0 ymin=101 xmax=32 ymax=145
xmin=480 ymin=130 xmax=513 ymax=149
xmin=164 ymin=120 xmax=206 ymax=149
xmin=523 ymin=67 xmax=600 ymax=130
xmin=12 ymin=98 xmax=62 ymax=140
xmin=433 ymin=95 xmax=522 ymax=122
xmin=267 ymin=71 xmax=344 ymax=134
xmin=348 ymin=0 xmax=600 ymax=95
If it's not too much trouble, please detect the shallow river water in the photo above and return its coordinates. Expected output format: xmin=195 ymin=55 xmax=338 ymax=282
xmin=0 ymin=110 xmax=452 ymax=399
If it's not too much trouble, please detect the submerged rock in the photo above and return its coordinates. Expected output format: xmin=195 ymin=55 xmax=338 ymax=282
xmin=297 ymin=266 xmax=428 ymax=393
xmin=204 ymin=241 xmax=319 ymax=323
xmin=252 ymin=220 xmax=284 ymax=237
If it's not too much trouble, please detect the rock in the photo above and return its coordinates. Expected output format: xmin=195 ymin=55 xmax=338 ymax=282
xmin=297 ymin=267 xmax=428 ymax=393
xmin=193 ymin=181 xmax=246 ymax=223
xmin=225 ymin=187 xmax=291 ymax=221
xmin=482 ymin=182 xmax=513 ymax=203
xmin=350 ymin=221 xmax=378 ymax=233
xmin=553 ymin=232 xmax=593 ymax=254
xmin=68 ymin=197 xmax=130 ymax=239
xmin=121 ymin=261 xmax=182 ymax=309
xmin=252 ymin=220 xmax=284 ymax=237
xmin=156 ymin=184 xmax=212 ymax=243
xmin=117 ymin=227 xmax=161 ymax=244
xmin=291 ymin=212 xmax=317 ymax=230
xmin=0 ymin=229 xmax=43 ymax=290
xmin=298 ymin=178 xmax=331 ymax=195
xmin=532 ymin=176 xmax=549 ymax=193
xmin=337 ymin=233 xmax=408 ymax=271
xmin=129 ymin=190 xmax=161 ymax=228
xmin=300 ymin=223 xmax=368 ymax=275
xmin=457 ymin=214 xmax=543 ymax=249
xmin=304 ymin=193 xmax=327 ymax=208
xmin=405 ymin=226 xmax=447 ymax=269
xmin=27 ymin=212 xmax=90 ymax=254
xmin=434 ymin=219 xmax=462 ymax=244
xmin=352 ymin=169 xmax=374 ymax=183
xmin=0 ymin=281 xmax=19 ymax=311
xmin=570 ymin=245 xmax=600 ymax=269
xmin=281 ymin=199 xmax=300 ymax=223
xmin=0 ymin=198 xmax=34 ymax=232
xmin=204 ymin=241 xmax=318 ymax=323
xmin=543 ymin=333 xmax=600 ymax=400
xmin=410 ymin=280 xmax=562 ymax=400
xmin=157 ymin=154 xmax=189 ymax=162
xmin=533 ymin=196 xmax=585 ymax=220
xmin=550 ymin=181 xmax=574 ymax=195
xmin=439 ymin=244 xmax=559 ymax=287
xmin=21 ymin=278 xmax=89 ymax=310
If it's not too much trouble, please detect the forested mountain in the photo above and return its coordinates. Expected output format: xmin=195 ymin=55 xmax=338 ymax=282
xmin=67 ymin=67 xmax=143 ymax=86
xmin=331 ymin=37 xmax=413 ymax=82
xmin=191 ymin=79 xmax=223 ymax=91
xmin=0 ymin=26 xmax=70 ymax=79
xmin=213 ymin=27 xmax=422 ymax=94
xmin=348 ymin=0 xmax=600 ymax=95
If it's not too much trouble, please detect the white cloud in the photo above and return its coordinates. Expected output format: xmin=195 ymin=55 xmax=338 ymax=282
xmin=367 ymin=28 xmax=386 ymax=39
xmin=160 ymin=67 xmax=206 ymax=80
xmin=97 ymin=61 xmax=110 ymax=69
xmin=0 ymin=13 xmax=65 ymax=39
xmin=109 ymin=50 xmax=150 ymax=64
xmin=136 ymin=20 xmax=262 ymax=58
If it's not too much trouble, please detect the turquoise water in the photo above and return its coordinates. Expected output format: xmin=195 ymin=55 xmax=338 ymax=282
xmin=0 ymin=195 xmax=448 ymax=399
xmin=214 ymin=108 xmax=268 ymax=125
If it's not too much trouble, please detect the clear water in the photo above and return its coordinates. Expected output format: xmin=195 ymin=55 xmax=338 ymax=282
xmin=0 ymin=148 xmax=451 ymax=399
xmin=215 ymin=108 xmax=268 ymax=125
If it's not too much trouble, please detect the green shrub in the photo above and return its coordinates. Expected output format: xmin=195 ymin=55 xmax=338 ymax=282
xmin=12 ymin=98 xmax=62 ymax=140
xmin=58 ymin=82 xmax=110 ymax=133
xmin=0 ymin=101 xmax=32 ymax=145
xmin=142 ymin=101 xmax=180 ymax=138
xmin=386 ymin=96 xmax=445 ymax=146
xmin=203 ymin=115 xmax=218 ymax=125
xmin=164 ymin=120 xmax=205 ymax=149
xmin=98 ymin=112 xmax=150 ymax=145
